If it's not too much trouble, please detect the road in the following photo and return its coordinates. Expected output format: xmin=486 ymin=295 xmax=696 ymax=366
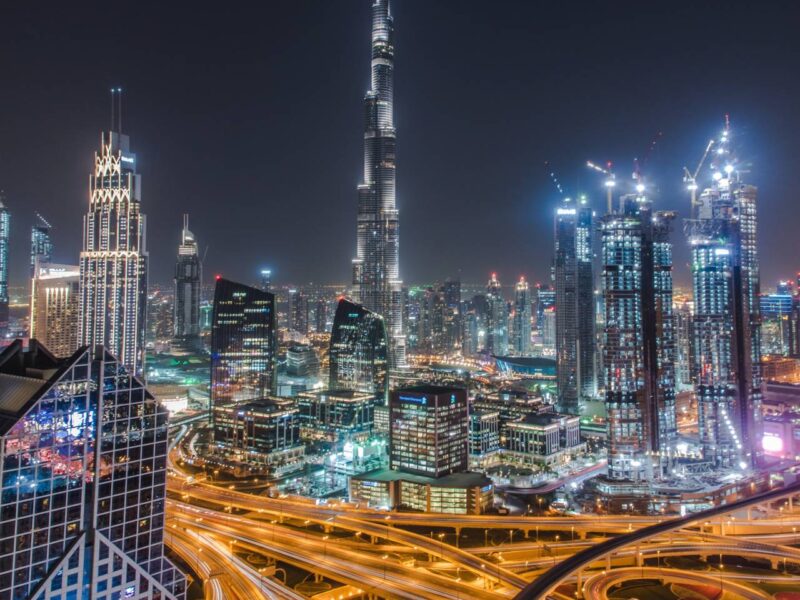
xmin=582 ymin=567 xmax=770 ymax=600
xmin=167 ymin=424 xmax=800 ymax=599
xmin=514 ymin=479 xmax=800 ymax=599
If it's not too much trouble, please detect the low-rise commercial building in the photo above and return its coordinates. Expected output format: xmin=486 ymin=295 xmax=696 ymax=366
xmin=505 ymin=413 xmax=583 ymax=466
xmin=350 ymin=469 xmax=492 ymax=514
xmin=212 ymin=398 xmax=305 ymax=476
xmin=296 ymin=389 xmax=375 ymax=444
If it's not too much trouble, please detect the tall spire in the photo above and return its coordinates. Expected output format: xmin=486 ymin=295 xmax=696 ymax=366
xmin=352 ymin=0 xmax=405 ymax=368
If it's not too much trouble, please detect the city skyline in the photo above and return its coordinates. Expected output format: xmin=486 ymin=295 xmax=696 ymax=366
xmin=2 ymin=2 xmax=800 ymax=599
xmin=0 ymin=2 xmax=798 ymax=289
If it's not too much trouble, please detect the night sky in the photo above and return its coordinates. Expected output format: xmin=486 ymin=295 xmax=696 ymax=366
xmin=1 ymin=1 xmax=798 ymax=290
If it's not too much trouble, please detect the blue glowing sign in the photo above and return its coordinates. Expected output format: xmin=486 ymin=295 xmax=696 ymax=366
xmin=399 ymin=395 xmax=427 ymax=405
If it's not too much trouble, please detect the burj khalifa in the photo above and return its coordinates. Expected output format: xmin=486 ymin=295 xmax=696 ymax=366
xmin=352 ymin=0 xmax=406 ymax=368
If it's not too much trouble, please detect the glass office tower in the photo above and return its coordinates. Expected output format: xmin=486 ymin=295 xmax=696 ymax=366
xmin=30 ymin=214 xmax=53 ymax=278
xmin=389 ymin=385 xmax=469 ymax=477
xmin=0 ymin=340 xmax=185 ymax=600
xmin=555 ymin=196 xmax=595 ymax=414
xmin=329 ymin=297 xmax=389 ymax=404
xmin=512 ymin=277 xmax=532 ymax=357
xmin=485 ymin=273 xmax=508 ymax=355
xmin=172 ymin=215 xmax=202 ymax=354
xmin=601 ymin=194 xmax=676 ymax=481
xmin=210 ymin=278 xmax=277 ymax=409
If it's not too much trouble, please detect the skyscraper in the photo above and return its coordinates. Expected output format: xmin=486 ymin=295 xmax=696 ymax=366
xmin=601 ymin=192 xmax=676 ymax=481
xmin=329 ymin=297 xmax=389 ymax=403
xmin=260 ymin=268 xmax=272 ymax=293
xmin=30 ymin=213 xmax=53 ymax=278
xmin=314 ymin=298 xmax=328 ymax=333
xmin=485 ymin=273 xmax=508 ymax=355
xmin=673 ymin=299 xmax=695 ymax=391
xmin=289 ymin=288 xmax=309 ymax=334
xmin=352 ymin=0 xmax=406 ymax=368
xmin=0 ymin=340 xmax=185 ymax=600
xmin=0 ymin=193 xmax=9 ymax=338
xmin=555 ymin=196 xmax=595 ymax=413
xmin=30 ymin=263 xmax=80 ymax=357
xmin=512 ymin=277 xmax=532 ymax=356
xmin=389 ymin=385 xmax=468 ymax=477
xmin=172 ymin=214 xmax=202 ymax=353
xmin=687 ymin=121 xmax=763 ymax=468
xmin=79 ymin=125 xmax=148 ymax=376
xmin=442 ymin=278 xmax=462 ymax=352
xmin=210 ymin=277 xmax=277 ymax=408
xmin=534 ymin=284 xmax=555 ymax=336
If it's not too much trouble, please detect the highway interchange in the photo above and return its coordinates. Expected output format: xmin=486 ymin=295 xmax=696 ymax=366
xmin=165 ymin=426 xmax=800 ymax=599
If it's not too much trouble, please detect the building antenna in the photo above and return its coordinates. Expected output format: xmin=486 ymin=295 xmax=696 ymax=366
xmin=110 ymin=88 xmax=115 ymax=132
xmin=117 ymin=88 xmax=123 ymax=133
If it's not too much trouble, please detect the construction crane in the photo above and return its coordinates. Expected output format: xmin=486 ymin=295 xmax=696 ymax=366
xmin=587 ymin=160 xmax=615 ymax=213
xmin=682 ymin=138 xmax=715 ymax=217
xmin=35 ymin=213 xmax=52 ymax=229
xmin=544 ymin=160 xmax=566 ymax=198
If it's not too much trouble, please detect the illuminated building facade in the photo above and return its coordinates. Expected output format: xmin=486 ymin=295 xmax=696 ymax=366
xmin=30 ymin=214 xmax=53 ymax=278
xmin=442 ymin=278 xmax=462 ymax=351
xmin=286 ymin=344 xmax=320 ymax=377
xmin=555 ymin=196 xmax=595 ymax=413
xmin=172 ymin=215 xmax=202 ymax=353
xmin=541 ymin=307 xmax=556 ymax=355
xmin=673 ymin=299 xmax=695 ymax=390
xmin=329 ymin=298 xmax=388 ymax=403
xmin=352 ymin=0 xmax=406 ymax=368
xmin=296 ymin=389 xmax=375 ymax=443
xmin=760 ymin=291 xmax=795 ymax=356
xmin=288 ymin=288 xmax=309 ymax=334
xmin=79 ymin=130 xmax=148 ymax=376
xmin=505 ymin=413 xmax=582 ymax=466
xmin=469 ymin=410 xmax=501 ymax=458
xmin=212 ymin=398 xmax=304 ymax=473
xmin=485 ymin=273 xmax=508 ymax=355
xmin=512 ymin=277 xmax=532 ymax=356
xmin=687 ymin=122 xmax=763 ymax=467
xmin=601 ymin=194 xmax=676 ymax=481
xmin=313 ymin=298 xmax=328 ymax=333
xmin=210 ymin=278 xmax=277 ymax=409
xmin=353 ymin=385 xmax=490 ymax=514
xmin=30 ymin=263 xmax=80 ymax=357
xmin=0 ymin=340 xmax=185 ymax=600
xmin=0 ymin=193 xmax=9 ymax=338
xmin=534 ymin=285 xmax=555 ymax=335
xmin=389 ymin=385 xmax=468 ymax=477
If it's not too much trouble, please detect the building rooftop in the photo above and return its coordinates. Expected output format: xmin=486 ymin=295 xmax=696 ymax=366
xmin=0 ymin=373 xmax=48 ymax=415
xmin=300 ymin=389 xmax=375 ymax=401
xmin=225 ymin=398 xmax=296 ymax=414
xmin=352 ymin=467 xmax=492 ymax=489
xmin=394 ymin=384 xmax=464 ymax=395
xmin=510 ymin=412 xmax=578 ymax=428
